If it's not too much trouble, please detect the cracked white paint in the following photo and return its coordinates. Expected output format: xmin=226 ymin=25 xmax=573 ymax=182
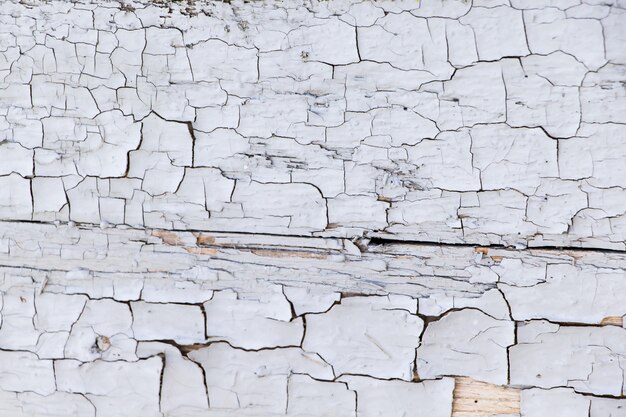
xmin=0 ymin=0 xmax=625 ymax=415
xmin=416 ymin=308 xmax=515 ymax=385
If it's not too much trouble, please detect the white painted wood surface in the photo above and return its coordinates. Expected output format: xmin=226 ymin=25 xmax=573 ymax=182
xmin=0 ymin=0 xmax=625 ymax=415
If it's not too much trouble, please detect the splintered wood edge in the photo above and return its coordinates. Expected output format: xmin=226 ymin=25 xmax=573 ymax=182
xmin=600 ymin=316 xmax=624 ymax=327
xmin=452 ymin=377 xmax=521 ymax=417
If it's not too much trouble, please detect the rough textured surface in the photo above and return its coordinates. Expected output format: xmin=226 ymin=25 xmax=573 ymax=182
xmin=0 ymin=0 xmax=625 ymax=415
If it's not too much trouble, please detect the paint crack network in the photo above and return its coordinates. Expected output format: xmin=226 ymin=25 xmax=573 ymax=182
xmin=0 ymin=0 xmax=624 ymax=416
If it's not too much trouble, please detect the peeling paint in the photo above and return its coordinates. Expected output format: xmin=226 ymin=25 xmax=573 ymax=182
xmin=0 ymin=0 xmax=624 ymax=415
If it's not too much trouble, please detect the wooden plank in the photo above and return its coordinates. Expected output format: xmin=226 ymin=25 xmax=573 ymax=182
xmin=452 ymin=377 xmax=520 ymax=417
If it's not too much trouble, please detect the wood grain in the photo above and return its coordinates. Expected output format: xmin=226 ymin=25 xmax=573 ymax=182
xmin=452 ymin=377 xmax=520 ymax=417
